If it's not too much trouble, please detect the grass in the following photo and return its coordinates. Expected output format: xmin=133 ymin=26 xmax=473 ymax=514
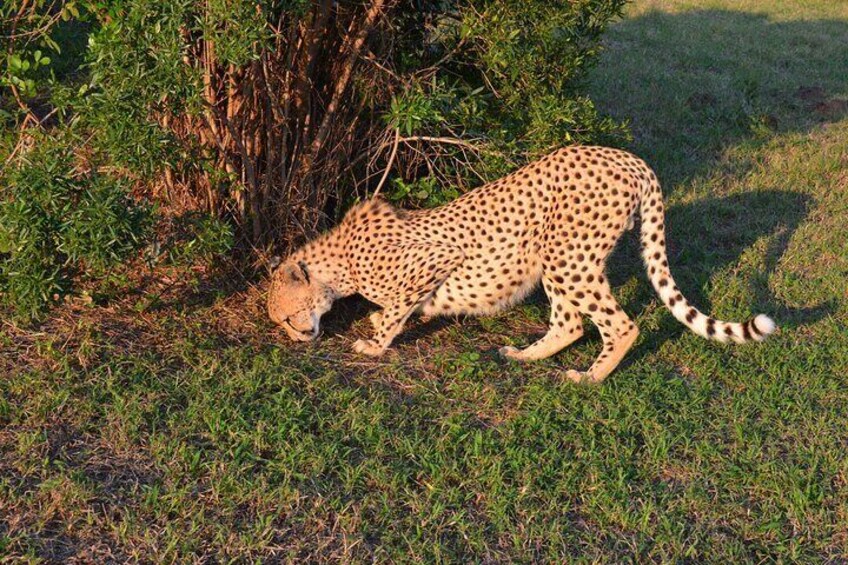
xmin=2 ymin=0 xmax=848 ymax=561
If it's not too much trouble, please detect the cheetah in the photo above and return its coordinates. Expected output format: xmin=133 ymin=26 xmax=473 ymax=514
xmin=268 ymin=145 xmax=775 ymax=382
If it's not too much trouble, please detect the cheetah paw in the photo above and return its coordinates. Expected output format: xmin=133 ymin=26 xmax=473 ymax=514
xmin=565 ymin=369 xmax=592 ymax=383
xmin=353 ymin=338 xmax=385 ymax=357
xmin=499 ymin=345 xmax=524 ymax=361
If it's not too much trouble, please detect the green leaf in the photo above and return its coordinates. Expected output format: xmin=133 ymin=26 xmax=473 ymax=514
xmin=43 ymin=36 xmax=61 ymax=54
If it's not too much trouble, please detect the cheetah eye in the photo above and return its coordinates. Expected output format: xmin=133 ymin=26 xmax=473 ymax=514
xmin=297 ymin=261 xmax=310 ymax=284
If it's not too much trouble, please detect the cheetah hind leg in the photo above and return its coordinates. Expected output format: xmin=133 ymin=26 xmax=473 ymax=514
xmin=565 ymin=279 xmax=639 ymax=383
xmin=500 ymin=277 xmax=584 ymax=362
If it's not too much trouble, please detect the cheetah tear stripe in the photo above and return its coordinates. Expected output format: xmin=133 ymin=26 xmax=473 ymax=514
xmin=638 ymin=175 xmax=776 ymax=343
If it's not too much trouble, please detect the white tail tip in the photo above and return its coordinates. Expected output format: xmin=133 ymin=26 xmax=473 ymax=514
xmin=753 ymin=314 xmax=776 ymax=339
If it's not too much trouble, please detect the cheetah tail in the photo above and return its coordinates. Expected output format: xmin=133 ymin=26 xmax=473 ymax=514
xmin=638 ymin=176 xmax=776 ymax=343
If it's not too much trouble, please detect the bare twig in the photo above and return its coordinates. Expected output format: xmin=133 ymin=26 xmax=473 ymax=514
xmin=398 ymin=135 xmax=492 ymax=151
xmin=303 ymin=0 xmax=390 ymax=167
xmin=372 ymin=127 xmax=399 ymax=198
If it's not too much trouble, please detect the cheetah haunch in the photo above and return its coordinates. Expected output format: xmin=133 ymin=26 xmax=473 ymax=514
xmin=268 ymin=145 xmax=775 ymax=383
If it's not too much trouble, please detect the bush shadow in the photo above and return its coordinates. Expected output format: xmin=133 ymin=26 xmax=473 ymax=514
xmin=589 ymin=8 xmax=848 ymax=187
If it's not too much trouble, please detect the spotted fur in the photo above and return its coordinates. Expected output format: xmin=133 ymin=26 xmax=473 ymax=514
xmin=268 ymin=145 xmax=775 ymax=382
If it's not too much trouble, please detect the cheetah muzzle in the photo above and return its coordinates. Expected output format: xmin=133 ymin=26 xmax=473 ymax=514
xmin=267 ymin=145 xmax=776 ymax=383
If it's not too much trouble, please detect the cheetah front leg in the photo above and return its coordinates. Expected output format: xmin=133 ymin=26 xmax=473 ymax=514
xmin=352 ymin=241 xmax=464 ymax=357
xmin=500 ymin=276 xmax=584 ymax=361
xmin=368 ymin=310 xmax=383 ymax=331
xmin=353 ymin=300 xmax=423 ymax=356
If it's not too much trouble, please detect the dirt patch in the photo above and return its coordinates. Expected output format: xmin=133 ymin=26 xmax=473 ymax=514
xmin=795 ymin=85 xmax=827 ymax=102
xmin=813 ymin=99 xmax=848 ymax=118
xmin=0 ymin=256 xmax=275 ymax=378
xmin=686 ymin=92 xmax=718 ymax=111
xmin=793 ymin=85 xmax=848 ymax=119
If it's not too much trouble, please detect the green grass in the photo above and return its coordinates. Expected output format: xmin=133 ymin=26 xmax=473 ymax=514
xmin=3 ymin=0 xmax=848 ymax=561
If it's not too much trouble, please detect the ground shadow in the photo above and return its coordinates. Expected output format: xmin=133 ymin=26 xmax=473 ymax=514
xmin=608 ymin=189 xmax=810 ymax=313
xmin=319 ymin=291 xmax=460 ymax=344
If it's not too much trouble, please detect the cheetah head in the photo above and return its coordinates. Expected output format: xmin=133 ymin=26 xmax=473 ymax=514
xmin=267 ymin=259 xmax=333 ymax=342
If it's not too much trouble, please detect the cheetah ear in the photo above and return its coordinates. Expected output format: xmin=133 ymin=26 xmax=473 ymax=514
xmin=268 ymin=256 xmax=282 ymax=273
xmin=281 ymin=262 xmax=309 ymax=284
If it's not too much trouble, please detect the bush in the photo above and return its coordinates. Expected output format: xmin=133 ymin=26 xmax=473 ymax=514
xmin=0 ymin=134 xmax=151 ymax=319
xmin=151 ymin=211 xmax=235 ymax=267
xmin=3 ymin=0 xmax=627 ymax=264
xmin=59 ymin=0 xmax=627 ymax=249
